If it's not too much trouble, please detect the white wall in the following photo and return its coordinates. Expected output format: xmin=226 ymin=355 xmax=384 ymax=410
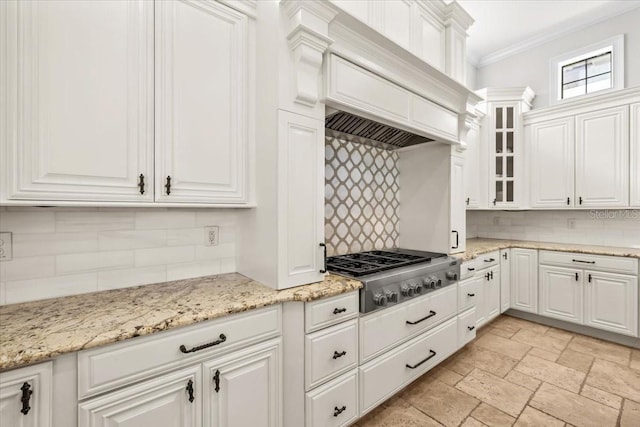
xmin=467 ymin=210 xmax=640 ymax=248
xmin=476 ymin=7 xmax=640 ymax=108
xmin=466 ymin=60 xmax=477 ymax=90
xmin=0 ymin=207 xmax=238 ymax=305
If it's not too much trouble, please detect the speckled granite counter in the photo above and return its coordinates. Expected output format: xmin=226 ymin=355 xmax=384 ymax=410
xmin=0 ymin=273 xmax=361 ymax=371
xmin=459 ymin=238 xmax=640 ymax=262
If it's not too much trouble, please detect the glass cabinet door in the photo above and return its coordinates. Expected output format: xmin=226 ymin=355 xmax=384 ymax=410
xmin=492 ymin=105 xmax=516 ymax=206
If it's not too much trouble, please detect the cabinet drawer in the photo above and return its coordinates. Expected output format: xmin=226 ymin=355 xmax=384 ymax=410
xmin=305 ymin=370 xmax=358 ymax=427
xmin=359 ymin=285 xmax=457 ymax=363
xmin=305 ymin=292 xmax=359 ymax=333
xmin=460 ymin=259 xmax=478 ymax=280
xmin=458 ymin=277 xmax=479 ymax=312
xmin=476 ymin=251 xmax=500 ymax=270
xmin=359 ymin=317 xmax=457 ymax=414
xmin=78 ymin=305 xmax=281 ymax=399
xmin=305 ymin=319 xmax=358 ymax=390
xmin=539 ymin=250 xmax=638 ymax=275
xmin=458 ymin=308 xmax=477 ymax=347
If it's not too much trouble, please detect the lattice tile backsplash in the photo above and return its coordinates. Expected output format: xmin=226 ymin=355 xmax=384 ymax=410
xmin=324 ymin=135 xmax=400 ymax=256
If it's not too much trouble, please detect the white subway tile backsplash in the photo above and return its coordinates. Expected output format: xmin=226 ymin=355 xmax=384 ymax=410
xmin=98 ymin=230 xmax=167 ymax=250
xmin=56 ymin=250 xmax=134 ymax=274
xmin=98 ymin=266 xmax=167 ymax=291
xmin=167 ymin=228 xmax=203 ymax=247
xmin=195 ymin=242 xmax=235 ymax=260
xmin=220 ymin=257 xmax=236 ymax=273
xmin=166 ymin=260 xmax=221 ymax=281
xmin=135 ymin=210 xmax=196 ymax=230
xmin=135 ymin=246 xmax=194 ymax=267
xmin=56 ymin=211 xmax=135 ymax=232
xmin=195 ymin=210 xmax=237 ymax=227
xmin=5 ymin=273 xmax=98 ymax=304
xmin=0 ymin=211 xmax=56 ymax=233
xmin=0 ymin=256 xmax=56 ymax=281
xmin=0 ymin=282 xmax=5 ymax=305
xmin=13 ymin=232 xmax=98 ymax=257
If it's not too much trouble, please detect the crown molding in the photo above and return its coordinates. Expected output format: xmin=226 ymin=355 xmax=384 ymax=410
xmin=443 ymin=1 xmax=474 ymax=31
xmin=475 ymin=86 xmax=536 ymax=107
xmin=473 ymin=2 xmax=640 ymax=68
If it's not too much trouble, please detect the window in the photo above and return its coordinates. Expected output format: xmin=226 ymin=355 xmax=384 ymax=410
xmin=550 ymin=35 xmax=624 ymax=103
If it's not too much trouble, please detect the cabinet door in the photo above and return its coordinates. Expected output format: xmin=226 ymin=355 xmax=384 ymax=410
xmin=450 ymin=153 xmax=466 ymax=254
xmin=473 ymin=274 xmax=488 ymax=327
xmin=575 ymin=106 xmax=629 ymax=207
xmin=510 ymin=249 xmax=538 ymax=313
xmin=489 ymin=103 xmax=521 ymax=208
xmin=155 ymin=0 xmax=248 ymax=204
xmin=528 ymin=118 xmax=575 ymax=208
xmin=499 ymin=249 xmax=510 ymax=313
xmin=204 ymin=340 xmax=280 ymax=427
xmin=0 ymin=362 xmax=52 ymax=427
xmin=464 ymin=123 xmax=483 ymax=209
xmin=379 ymin=0 xmax=412 ymax=49
xmin=278 ymin=111 xmax=325 ymax=288
xmin=485 ymin=266 xmax=501 ymax=323
xmin=411 ymin=3 xmax=445 ymax=70
xmin=631 ymin=103 xmax=640 ymax=207
xmin=539 ymin=265 xmax=583 ymax=324
xmin=584 ymin=271 xmax=637 ymax=336
xmin=79 ymin=365 xmax=201 ymax=427
xmin=2 ymin=0 xmax=154 ymax=202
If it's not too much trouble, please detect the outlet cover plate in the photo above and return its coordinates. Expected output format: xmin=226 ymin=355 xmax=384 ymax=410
xmin=0 ymin=232 xmax=13 ymax=261
xmin=204 ymin=226 xmax=219 ymax=247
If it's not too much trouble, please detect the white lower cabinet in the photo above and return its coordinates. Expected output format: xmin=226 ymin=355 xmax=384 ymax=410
xmin=0 ymin=362 xmax=52 ymax=427
xmin=460 ymin=252 xmax=500 ymax=329
xmin=305 ymin=370 xmax=358 ymax=427
xmin=79 ymin=366 xmax=202 ymax=427
xmin=510 ymin=249 xmax=538 ymax=313
xmin=537 ymin=251 xmax=638 ymax=337
xmin=500 ymin=249 xmax=510 ymax=313
xmin=457 ymin=308 xmax=477 ymax=347
xmin=359 ymin=317 xmax=457 ymax=415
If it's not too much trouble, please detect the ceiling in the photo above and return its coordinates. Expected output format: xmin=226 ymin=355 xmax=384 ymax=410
xmin=456 ymin=0 xmax=640 ymax=67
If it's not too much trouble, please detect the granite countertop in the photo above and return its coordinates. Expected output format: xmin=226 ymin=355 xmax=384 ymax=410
xmin=459 ymin=238 xmax=640 ymax=262
xmin=0 ymin=273 xmax=362 ymax=371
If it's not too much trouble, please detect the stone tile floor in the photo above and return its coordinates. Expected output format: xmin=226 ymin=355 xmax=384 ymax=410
xmin=355 ymin=315 xmax=640 ymax=427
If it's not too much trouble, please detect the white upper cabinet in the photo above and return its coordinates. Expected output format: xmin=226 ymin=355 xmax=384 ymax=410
xmin=528 ymin=117 xmax=575 ymax=208
xmin=1 ymin=0 xmax=154 ymax=203
xmin=411 ymin=3 xmax=445 ymax=71
xmin=575 ymin=106 xmax=629 ymax=207
xmin=464 ymin=121 xmax=484 ymax=209
xmin=155 ymin=0 xmax=249 ymax=204
xmin=631 ymin=103 xmax=640 ymax=207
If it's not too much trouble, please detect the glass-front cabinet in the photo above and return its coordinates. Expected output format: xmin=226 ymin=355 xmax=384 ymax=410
xmin=475 ymin=88 xmax=535 ymax=209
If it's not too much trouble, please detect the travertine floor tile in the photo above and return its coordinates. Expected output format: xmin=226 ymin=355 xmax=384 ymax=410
xmin=473 ymin=333 xmax=531 ymax=360
xmin=355 ymin=396 xmax=443 ymax=427
xmin=491 ymin=316 xmax=549 ymax=334
xmin=456 ymin=369 xmax=532 ymax=417
xmin=530 ymin=383 xmax=618 ymax=427
xmin=630 ymin=349 xmax=640 ymax=371
xmin=503 ymin=370 xmax=541 ymax=391
xmin=514 ymin=355 xmax=585 ymax=392
xmin=511 ymin=328 xmax=570 ymax=354
xmin=448 ymin=345 xmax=520 ymax=377
xmin=580 ymin=384 xmax=622 ymax=409
xmin=470 ymin=403 xmax=515 ymax=427
xmin=485 ymin=326 xmax=517 ymax=339
xmin=527 ymin=346 xmax=561 ymax=362
xmin=461 ymin=418 xmax=488 ymax=427
xmin=620 ymin=399 xmax=640 ymax=427
xmin=434 ymin=367 xmax=464 ymax=386
xmin=402 ymin=379 xmax=479 ymax=427
xmin=544 ymin=326 xmax=575 ymax=342
xmin=586 ymin=358 xmax=640 ymax=402
xmin=557 ymin=348 xmax=594 ymax=373
xmin=513 ymin=406 xmax=564 ymax=427
xmin=568 ymin=335 xmax=631 ymax=366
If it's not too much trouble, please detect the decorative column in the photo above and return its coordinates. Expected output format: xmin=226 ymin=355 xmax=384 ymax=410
xmin=443 ymin=1 xmax=474 ymax=85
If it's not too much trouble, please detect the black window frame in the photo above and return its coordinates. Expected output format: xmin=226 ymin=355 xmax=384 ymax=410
xmin=561 ymin=51 xmax=612 ymax=100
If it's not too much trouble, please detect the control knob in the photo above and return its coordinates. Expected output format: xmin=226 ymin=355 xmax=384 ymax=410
xmin=435 ymin=278 xmax=443 ymax=287
xmin=400 ymin=284 xmax=414 ymax=297
xmin=373 ymin=293 xmax=388 ymax=306
xmin=411 ymin=282 xmax=424 ymax=295
xmin=446 ymin=271 xmax=459 ymax=281
xmin=385 ymin=290 xmax=398 ymax=303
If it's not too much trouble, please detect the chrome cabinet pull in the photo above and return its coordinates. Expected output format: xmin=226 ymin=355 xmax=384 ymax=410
xmin=406 ymin=349 xmax=437 ymax=369
xmin=179 ymin=334 xmax=226 ymax=353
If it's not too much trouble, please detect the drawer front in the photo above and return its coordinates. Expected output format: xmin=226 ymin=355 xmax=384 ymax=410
xmin=359 ymin=317 xmax=457 ymax=414
xmin=78 ymin=305 xmax=281 ymax=399
xmin=458 ymin=308 xmax=477 ymax=347
xmin=539 ymin=250 xmax=638 ymax=275
xmin=305 ymin=319 xmax=358 ymax=390
xmin=458 ymin=277 xmax=479 ymax=312
xmin=460 ymin=259 xmax=479 ymax=280
xmin=475 ymin=251 xmax=500 ymax=270
xmin=305 ymin=292 xmax=359 ymax=333
xmin=305 ymin=370 xmax=358 ymax=427
xmin=359 ymin=286 xmax=457 ymax=363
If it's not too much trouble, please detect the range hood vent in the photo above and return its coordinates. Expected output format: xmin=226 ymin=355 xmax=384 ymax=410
xmin=325 ymin=111 xmax=434 ymax=150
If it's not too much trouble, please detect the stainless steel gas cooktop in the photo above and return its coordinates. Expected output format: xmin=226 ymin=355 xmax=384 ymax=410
xmin=327 ymin=248 xmax=461 ymax=314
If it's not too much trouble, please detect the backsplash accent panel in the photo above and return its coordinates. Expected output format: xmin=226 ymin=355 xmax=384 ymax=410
xmin=324 ymin=135 xmax=400 ymax=256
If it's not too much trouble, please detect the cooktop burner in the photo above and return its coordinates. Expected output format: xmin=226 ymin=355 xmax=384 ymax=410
xmin=326 ymin=249 xmax=446 ymax=277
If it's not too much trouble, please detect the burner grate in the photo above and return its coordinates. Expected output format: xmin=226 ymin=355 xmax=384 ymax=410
xmin=326 ymin=249 xmax=443 ymax=277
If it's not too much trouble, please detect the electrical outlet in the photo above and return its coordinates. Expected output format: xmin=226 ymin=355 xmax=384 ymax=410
xmin=567 ymin=218 xmax=576 ymax=229
xmin=204 ymin=226 xmax=219 ymax=247
xmin=0 ymin=232 xmax=13 ymax=261
xmin=493 ymin=216 xmax=500 ymax=226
